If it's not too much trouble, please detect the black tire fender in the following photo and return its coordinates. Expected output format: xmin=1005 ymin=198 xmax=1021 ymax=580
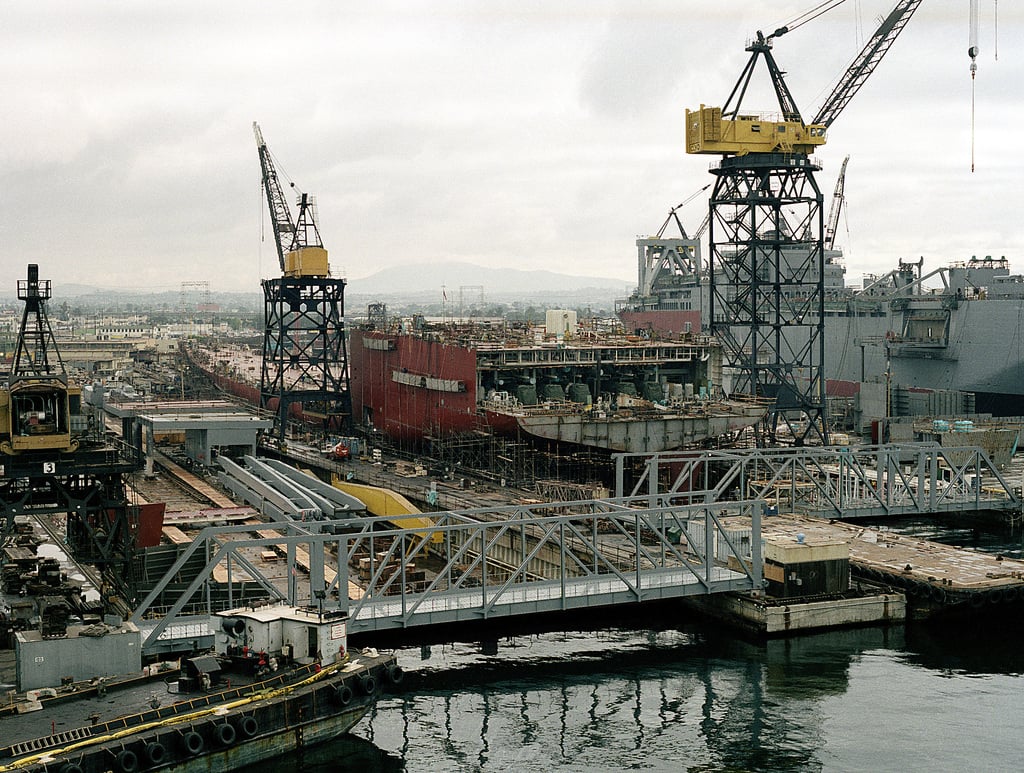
xmin=335 ymin=683 xmax=354 ymax=706
xmin=240 ymin=715 xmax=260 ymax=738
xmin=386 ymin=664 xmax=404 ymax=685
xmin=144 ymin=741 xmax=167 ymax=766
xmin=215 ymin=722 xmax=237 ymax=746
xmin=115 ymin=749 xmax=139 ymax=773
xmin=183 ymin=730 xmax=204 ymax=756
xmin=359 ymin=675 xmax=378 ymax=695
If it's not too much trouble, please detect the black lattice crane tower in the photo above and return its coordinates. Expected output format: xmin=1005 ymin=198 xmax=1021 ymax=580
xmin=254 ymin=122 xmax=351 ymax=442
xmin=685 ymin=0 xmax=922 ymax=446
xmin=12 ymin=264 xmax=65 ymax=379
xmin=1 ymin=265 xmax=147 ymax=614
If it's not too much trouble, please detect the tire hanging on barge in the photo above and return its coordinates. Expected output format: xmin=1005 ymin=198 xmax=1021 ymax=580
xmin=240 ymin=715 xmax=260 ymax=738
xmin=216 ymin=723 xmax=237 ymax=746
xmin=183 ymin=730 xmax=204 ymax=756
xmin=144 ymin=741 xmax=167 ymax=766
xmin=359 ymin=675 xmax=377 ymax=695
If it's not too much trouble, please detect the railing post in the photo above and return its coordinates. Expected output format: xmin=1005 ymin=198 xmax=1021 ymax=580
xmin=400 ymin=532 xmax=407 ymax=616
xmin=648 ymin=455 xmax=658 ymax=509
xmin=226 ymin=551 xmax=233 ymax=609
xmin=560 ymin=521 xmax=566 ymax=610
xmin=635 ymin=509 xmax=642 ymax=598
xmin=751 ymin=502 xmax=762 ymax=590
xmin=337 ymin=536 xmax=349 ymax=617
xmin=481 ymin=525 xmax=487 ymax=615
xmin=704 ymin=506 xmax=713 ymax=587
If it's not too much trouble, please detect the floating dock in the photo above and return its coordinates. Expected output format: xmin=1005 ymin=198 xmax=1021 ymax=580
xmin=755 ymin=514 xmax=1024 ymax=617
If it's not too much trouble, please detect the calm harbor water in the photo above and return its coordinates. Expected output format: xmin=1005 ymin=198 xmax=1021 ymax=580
xmin=250 ymin=519 xmax=1024 ymax=772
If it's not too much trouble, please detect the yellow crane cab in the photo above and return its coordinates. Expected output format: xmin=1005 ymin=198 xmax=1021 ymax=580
xmin=685 ymin=105 xmax=827 ymax=156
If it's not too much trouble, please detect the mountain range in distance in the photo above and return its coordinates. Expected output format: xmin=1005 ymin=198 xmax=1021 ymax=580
xmin=346 ymin=261 xmax=633 ymax=298
xmin=0 ymin=262 xmax=636 ymax=306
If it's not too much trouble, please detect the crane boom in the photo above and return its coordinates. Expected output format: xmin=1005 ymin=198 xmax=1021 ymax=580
xmin=825 ymin=155 xmax=850 ymax=251
xmin=812 ymin=0 xmax=924 ymax=127
xmin=254 ymin=121 xmax=296 ymax=274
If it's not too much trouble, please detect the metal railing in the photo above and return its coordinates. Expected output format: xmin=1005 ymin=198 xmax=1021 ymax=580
xmin=132 ymin=498 xmax=763 ymax=652
xmin=614 ymin=443 xmax=1020 ymax=518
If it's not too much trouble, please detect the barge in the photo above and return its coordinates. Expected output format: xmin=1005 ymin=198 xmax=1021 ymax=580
xmin=0 ymin=604 xmax=400 ymax=773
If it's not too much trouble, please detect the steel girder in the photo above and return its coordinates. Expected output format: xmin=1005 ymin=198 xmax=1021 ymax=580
xmin=0 ymin=470 xmax=140 ymax=605
xmin=260 ymin=276 xmax=351 ymax=441
xmin=708 ymin=154 xmax=828 ymax=445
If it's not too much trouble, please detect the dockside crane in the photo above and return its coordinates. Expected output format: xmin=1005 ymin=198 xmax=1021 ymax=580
xmin=685 ymin=0 xmax=923 ymax=446
xmin=254 ymin=122 xmax=330 ymax=279
xmin=253 ymin=123 xmax=351 ymax=442
xmin=825 ymin=155 xmax=850 ymax=252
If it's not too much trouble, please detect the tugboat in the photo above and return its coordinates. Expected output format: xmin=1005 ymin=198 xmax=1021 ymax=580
xmin=0 ymin=603 xmax=401 ymax=773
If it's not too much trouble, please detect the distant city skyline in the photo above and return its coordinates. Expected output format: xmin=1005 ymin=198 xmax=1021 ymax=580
xmin=1 ymin=1 xmax=1020 ymax=294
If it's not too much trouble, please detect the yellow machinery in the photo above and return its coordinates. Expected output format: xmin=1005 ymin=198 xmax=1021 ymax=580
xmin=685 ymin=105 xmax=826 ymax=156
xmin=0 ymin=265 xmax=79 ymax=456
xmin=0 ymin=378 xmax=79 ymax=455
xmin=686 ymin=2 xmax=923 ymax=159
xmin=331 ymin=477 xmax=442 ymax=545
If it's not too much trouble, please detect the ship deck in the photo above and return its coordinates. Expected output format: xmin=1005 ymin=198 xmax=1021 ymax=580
xmin=0 ymin=650 xmax=394 ymax=755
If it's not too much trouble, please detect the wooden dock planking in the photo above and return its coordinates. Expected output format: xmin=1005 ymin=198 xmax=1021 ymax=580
xmin=154 ymin=451 xmax=238 ymax=509
xmin=161 ymin=525 xmax=192 ymax=545
xmin=255 ymin=529 xmax=364 ymax=600
xmin=757 ymin=514 xmax=1024 ymax=593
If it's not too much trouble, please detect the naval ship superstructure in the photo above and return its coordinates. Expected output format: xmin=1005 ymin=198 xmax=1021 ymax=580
xmin=619 ymin=237 xmax=1024 ymax=417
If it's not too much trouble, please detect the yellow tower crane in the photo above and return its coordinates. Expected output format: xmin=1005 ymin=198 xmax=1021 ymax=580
xmin=686 ymin=0 xmax=924 ymax=158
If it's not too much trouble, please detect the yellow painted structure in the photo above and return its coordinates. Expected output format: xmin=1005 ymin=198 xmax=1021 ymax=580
xmin=284 ymin=246 xmax=330 ymax=278
xmin=0 ymin=378 xmax=79 ymax=455
xmin=332 ymin=477 xmax=442 ymax=544
xmin=685 ymin=105 xmax=826 ymax=156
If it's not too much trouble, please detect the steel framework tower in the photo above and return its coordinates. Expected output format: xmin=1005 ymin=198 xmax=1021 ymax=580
xmin=260 ymin=275 xmax=350 ymax=440
xmin=708 ymin=153 xmax=827 ymax=445
xmin=254 ymin=123 xmax=351 ymax=440
xmin=687 ymin=1 xmax=922 ymax=445
xmin=1 ymin=265 xmax=147 ymax=612
xmin=13 ymin=264 xmax=65 ymax=377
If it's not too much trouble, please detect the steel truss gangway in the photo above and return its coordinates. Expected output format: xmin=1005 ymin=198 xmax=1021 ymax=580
xmin=131 ymin=498 xmax=764 ymax=654
xmin=613 ymin=443 xmax=1021 ymax=519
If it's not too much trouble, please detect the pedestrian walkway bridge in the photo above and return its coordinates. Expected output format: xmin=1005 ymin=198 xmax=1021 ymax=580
xmin=132 ymin=497 xmax=764 ymax=653
xmin=614 ymin=443 xmax=1021 ymax=518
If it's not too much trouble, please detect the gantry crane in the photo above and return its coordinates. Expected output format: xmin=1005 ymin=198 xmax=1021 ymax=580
xmin=685 ymin=0 xmax=923 ymax=446
xmin=254 ymin=122 xmax=351 ymax=442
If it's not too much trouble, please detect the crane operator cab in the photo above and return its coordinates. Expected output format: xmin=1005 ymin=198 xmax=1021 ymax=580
xmin=0 ymin=378 xmax=79 ymax=454
xmin=0 ymin=264 xmax=81 ymax=456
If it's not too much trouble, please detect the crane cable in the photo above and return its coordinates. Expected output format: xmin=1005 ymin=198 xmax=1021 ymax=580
xmin=774 ymin=0 xmax=848 ymax=37
xmin=969 ymin=0 xmax=979 ymax=173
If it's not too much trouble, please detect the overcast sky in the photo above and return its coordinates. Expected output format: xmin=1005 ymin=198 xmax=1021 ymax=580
xmin=1 ymin=1 xmax=1019 ymax=295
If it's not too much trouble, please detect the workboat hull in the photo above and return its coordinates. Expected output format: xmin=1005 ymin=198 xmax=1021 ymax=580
xmin=493 ymin=401 xmax=767 ymax=452
xmin=0 ymin=654 xmax=399 ymax=773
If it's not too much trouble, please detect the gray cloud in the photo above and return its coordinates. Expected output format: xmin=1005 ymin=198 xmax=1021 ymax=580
xmin=0 ymin=1 xmax=1020 ymax=296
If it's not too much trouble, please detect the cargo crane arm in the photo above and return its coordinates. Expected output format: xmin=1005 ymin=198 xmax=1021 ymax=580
xmin=687 ymin=0 xmax=925 ymax=158
xmin=825 ymin=155 xmax=850 ymax=251
xmin=812 ymin=0 xmax=924 ymax=127
xmin=722 ymin=30 xmax=803 ymax=123
xmin=254 ymin=121 xmax=296 ymax=274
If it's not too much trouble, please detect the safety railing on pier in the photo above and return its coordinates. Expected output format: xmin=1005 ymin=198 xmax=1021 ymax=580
xmin=132 ymin=498 xmax=764 ymax=652
xmin=613 ymin=443 xmax=1021 ymax=518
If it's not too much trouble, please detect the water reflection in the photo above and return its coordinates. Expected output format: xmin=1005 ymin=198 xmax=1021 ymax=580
xmin=255 ymin=622 xmax=1024 ymax=772
xmin=245 ymin=732 xmax=403 ymax=772
xmin=357 ymin=626 xmax=914 ymax=772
